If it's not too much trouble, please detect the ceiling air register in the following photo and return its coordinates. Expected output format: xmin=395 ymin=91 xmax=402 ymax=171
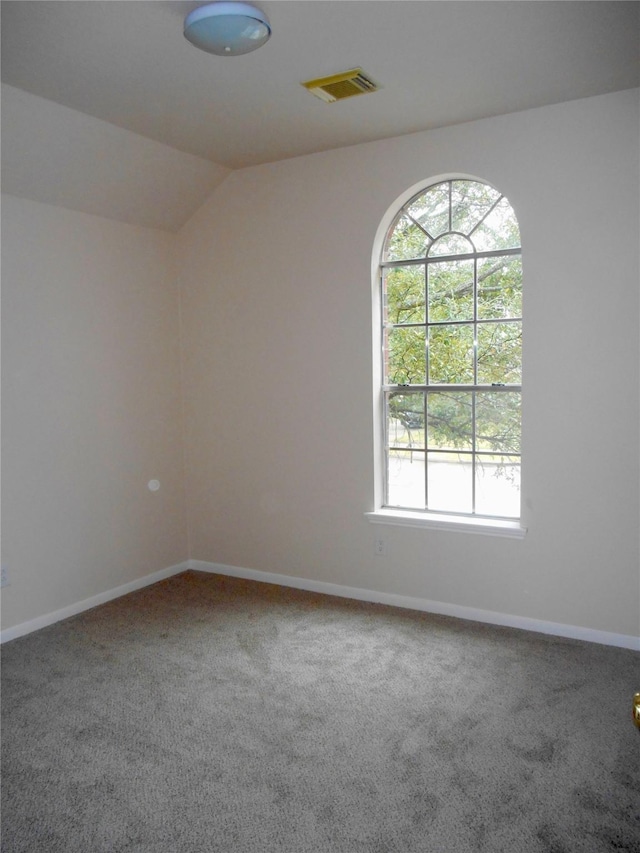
xmin=302 ymin=69 xmax=380 ymax=103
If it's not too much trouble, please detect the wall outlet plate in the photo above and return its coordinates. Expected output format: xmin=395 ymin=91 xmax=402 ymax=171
xmin=374 ymin=538 xmax=387 ymax=557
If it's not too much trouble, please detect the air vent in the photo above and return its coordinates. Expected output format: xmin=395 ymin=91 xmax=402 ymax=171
xmin=301 ymin=69 xmax=380 ymax=103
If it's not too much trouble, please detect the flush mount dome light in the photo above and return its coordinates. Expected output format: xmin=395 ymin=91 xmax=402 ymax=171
xmin=184 ymin=2 xmax=271 ymax=56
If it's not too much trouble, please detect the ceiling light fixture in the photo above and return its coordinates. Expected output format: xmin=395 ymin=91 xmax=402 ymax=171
xmin=183 ymin=2 xmax=271 ymax=56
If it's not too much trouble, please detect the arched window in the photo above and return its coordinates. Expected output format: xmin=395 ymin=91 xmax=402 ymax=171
xmin=377 ymin=178 xmax=522 ymax=523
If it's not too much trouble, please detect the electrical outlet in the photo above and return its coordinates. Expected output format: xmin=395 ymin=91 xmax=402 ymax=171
xmin=0 ymin=565 xmax=9 ymax=588
xmin=374 ymin=538 xmax=387 ymax=557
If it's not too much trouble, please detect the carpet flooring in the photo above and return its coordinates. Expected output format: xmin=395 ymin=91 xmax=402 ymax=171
xmin=1 ymin=570 xmax=639 ymax=852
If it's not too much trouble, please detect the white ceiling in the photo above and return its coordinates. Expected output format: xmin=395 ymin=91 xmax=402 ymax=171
xmin=1 ymin=1 xmax=638 ymax=229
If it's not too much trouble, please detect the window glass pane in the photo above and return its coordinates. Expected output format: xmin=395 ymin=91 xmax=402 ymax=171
xmin=451 ymin=181 xmax=502 ymax=235
xmin=406 ymin=183 xmax=450 ymax=239
xmin=387 ymin=449 xmax=425 ymax=509
xmin=476 ymin=391 xmax=521 ymax=454
xmin=384 ymin=266 xmax=425 ymax=325
xmin=428 ymin=324 xmax=474 ymax=384
xmin=477 ymin=322 xmax=522 ymax=384
xmin=386 ymin=326 xmax=426 ymax=384
xmin=475 ymin=455 xmax=520 ymax=518
xmin=387 ymin=393 xmax=424 ymax=450
xmin=429 ymin=233 xmax=473 ymax=257
xmin=428 ymin=258 xmax=474 ymax=322
xmin=471 ymin=197 xmax=520 ymax=252
xmin=384 ymin=214 xmax=430 ymax=262
xmin=427 ymin=452 xmax=473 ymax=513
xmin=427 ymin=392 xmax=473 ymax=451
xmin=478 ymin=256 xmax=522 ymax=320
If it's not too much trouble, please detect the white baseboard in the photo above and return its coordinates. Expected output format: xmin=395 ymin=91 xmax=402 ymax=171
xmin=3 ymin=559 xmax=637 ymax=652
xmin=0 ymin=562 xmax=189 ymax=644
xmin=188 ymin=559 xmax=640 ymax=652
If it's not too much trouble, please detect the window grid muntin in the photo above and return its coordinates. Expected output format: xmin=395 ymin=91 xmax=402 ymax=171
xmin=381 ymin=179 xmax=522 ymax=520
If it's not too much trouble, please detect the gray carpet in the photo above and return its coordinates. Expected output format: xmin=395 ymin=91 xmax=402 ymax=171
xmin=1 ymin=570 xmax=639 ymax=853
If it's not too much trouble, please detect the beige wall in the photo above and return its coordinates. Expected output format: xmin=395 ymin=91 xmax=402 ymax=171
xmin=1 ymin=197 xmax=187 ymax=628
xmin=2 ymin=89 xmax=638 ymax=640
xmin=178 ymin=90 xmax=640 ymax=638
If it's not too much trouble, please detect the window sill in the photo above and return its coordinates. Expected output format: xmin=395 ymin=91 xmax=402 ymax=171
xmin=365 ymin=509 xmax=527 ymax=539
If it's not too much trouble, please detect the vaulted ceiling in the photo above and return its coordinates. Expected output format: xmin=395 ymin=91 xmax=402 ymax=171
xmin=2 ymin=1 xmax=638 ymax=230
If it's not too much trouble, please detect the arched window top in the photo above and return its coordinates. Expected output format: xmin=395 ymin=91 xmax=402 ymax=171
xmin=383 ymin=179 xmax=520 ymax=262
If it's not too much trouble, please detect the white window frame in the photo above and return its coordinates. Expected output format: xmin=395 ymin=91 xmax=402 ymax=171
xmin=367 ymin=176 xmax=526 ymax=539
